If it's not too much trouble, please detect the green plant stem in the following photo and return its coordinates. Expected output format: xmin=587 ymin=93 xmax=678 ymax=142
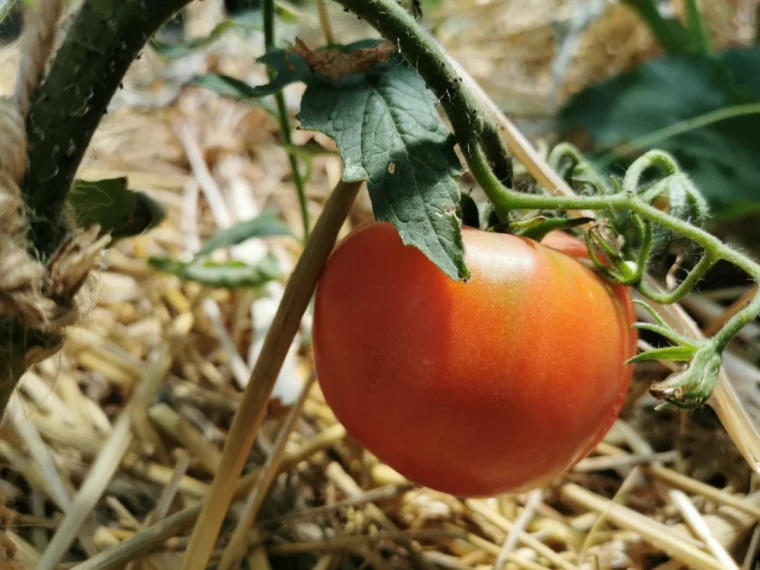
xmin=684 ymin=0 xmax=711 ymax=54
xmin=315 ymin=0 xmax=335 ymax=44
xmin=598 ymin=103 xmax=760 ymax=166
xmin=264 ymin=0 xmax=310 ymax=240
xmin=621 ymin=149 xmax=680 ymax=191
xmin=637 ymin=253 xmax=716 ymax=304
xmin=633 ymin=322 xmax=701 ymax=349
xmin=22 ymin=0 xmax=194 ymax=260
xmin=621 ymin=0 xmax=694 ymax=54
xmin=712 ymin=292 xmax=760 ymax=352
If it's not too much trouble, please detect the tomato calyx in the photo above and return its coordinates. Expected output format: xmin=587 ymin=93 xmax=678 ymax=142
xmin=459 ymin=193 xmax=647 ymax=287
xmin=649 ymin=345 xmax=721 ymax=409
xmin=508 ymin=215 xmax=593 ymax=242
xmin=463 ymin=193 xmax=593 ymax=244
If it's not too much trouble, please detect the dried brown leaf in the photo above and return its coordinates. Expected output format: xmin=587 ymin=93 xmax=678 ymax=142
xmin=291 ymin=37 xmax=395 ymax=81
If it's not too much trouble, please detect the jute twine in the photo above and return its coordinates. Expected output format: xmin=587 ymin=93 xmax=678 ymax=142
xmin=0 ymin=2 xmax=111 ymax=563
xmin=0 ymin=0 xmax=110 ymax=363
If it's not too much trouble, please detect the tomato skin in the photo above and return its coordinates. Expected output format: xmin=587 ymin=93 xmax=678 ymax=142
xmin=312 ymin=222 xmax=636 ymax=497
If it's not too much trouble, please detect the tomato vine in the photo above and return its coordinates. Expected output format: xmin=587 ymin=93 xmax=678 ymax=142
xmin=331 ymin=0 xmax=760 ymax=410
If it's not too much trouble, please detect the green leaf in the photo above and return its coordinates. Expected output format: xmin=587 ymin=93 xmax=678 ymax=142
xmin=632 ymin=298 xmax=669 ymax=328
xmin=192 ymin=40 xmax=390 ymax=102
xmin=191 ymin=46 xmax=311 ymax=100
xmin=68 ymin=178 xmax=166 ymax=240
xmin=192 ymin=70 xmax=293 ymax=101
xmin=631 ymin=322 xmax=701 ymax=349
xmin=558 ymin=46 xmax=760 ymax=219
xmin=150 ymin=20 xmax=236 ymax=59
xmin=621 ymin=0 xmax=697 ymax=55
xmin=297 ymin=54 xmax=468 ymax=280
xmin=198 ymin=210 xmax=292 ymax=256
xmin=149 ymin=256 xmax=281 ymax=289
xmin=150 ymin=11 xmax=263 ymax=59
xmin=626 ymin=345 xmax=696 ymax=364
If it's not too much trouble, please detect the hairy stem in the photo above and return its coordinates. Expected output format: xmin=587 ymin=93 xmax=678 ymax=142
xmin=713 ymin=290 xmax=760 ymax=352
xmin=638 ymin=253 xmax=716 ymax=304
xmin=264 ymin=0 xmax=309 ymax=239
xmin=21 ymin=0 xmax=193 ymax=259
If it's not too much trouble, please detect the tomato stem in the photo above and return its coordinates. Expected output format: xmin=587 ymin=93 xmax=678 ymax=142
xmin=263 ymin=0 xmax=310 ymax=241
xmin=637 ymin=254 xmax=716 ymax=304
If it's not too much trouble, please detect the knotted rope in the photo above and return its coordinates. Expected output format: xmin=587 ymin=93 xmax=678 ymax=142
xmin=0 ymin=0 xmax=109 ymax=354
xmin=0 ymin=1 xmax=113 ymax=565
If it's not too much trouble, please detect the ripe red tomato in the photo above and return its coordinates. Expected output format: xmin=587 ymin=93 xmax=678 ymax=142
xmin=312 ymin=221 xmax=637 ymax=497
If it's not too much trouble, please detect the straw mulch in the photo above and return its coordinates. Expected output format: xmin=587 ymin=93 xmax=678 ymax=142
xmin=1 ymin=1 xmax=760 ymax=569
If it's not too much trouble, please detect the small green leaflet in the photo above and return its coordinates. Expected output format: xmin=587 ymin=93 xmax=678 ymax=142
xmin=149 ymin=255 xmax=281 ymax=289
xmin=192 ymin=68 xmax=304 ymax=101
xmin=150 ymin=11 xmax=264 ymax=59
xmin=191 ymin=44 xmax=314 ymax=101
xmin=626 ymin=345 xmax=695 ymax=364
xmin=197 ymin=210 xmax=292 ymax=256
xmin=297 ymin=52 xmax=468 ymax=280
xmin=150 ymin=212 xmax=289 ymax=289
xmin=68 ymin=177 xmax=166 ymax=240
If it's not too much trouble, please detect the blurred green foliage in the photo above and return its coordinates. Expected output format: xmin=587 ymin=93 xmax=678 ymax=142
xmin=559 ymin=2 xmax=760 ymax=221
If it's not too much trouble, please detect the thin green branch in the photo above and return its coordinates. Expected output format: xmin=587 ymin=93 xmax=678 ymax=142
xmin=21 ymin=0 xmax=194 ymax=259
xmin=264 ymin=0 xmax=309 ymax=240
xmin=598 ymin=103 xmax=760 ymax=166
xmin=630 ymin=218 xmax=654 ymax=284
xmin=684 ymin=0 xmax=711 ymax=55
xmin=631 ymin=322 xmax=701 ymax=349
xmin=479 ymin=152 xmax=752 ymax=276
xmin=713 ymin=292 xmax=760 ymax=352
xmin=637 ymin=253 xmax=716 ymax=304
xmin=315 ymin=0 xmax=335 ymax=45
xmin=621 ymin=0 xmax=695 ymax=54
